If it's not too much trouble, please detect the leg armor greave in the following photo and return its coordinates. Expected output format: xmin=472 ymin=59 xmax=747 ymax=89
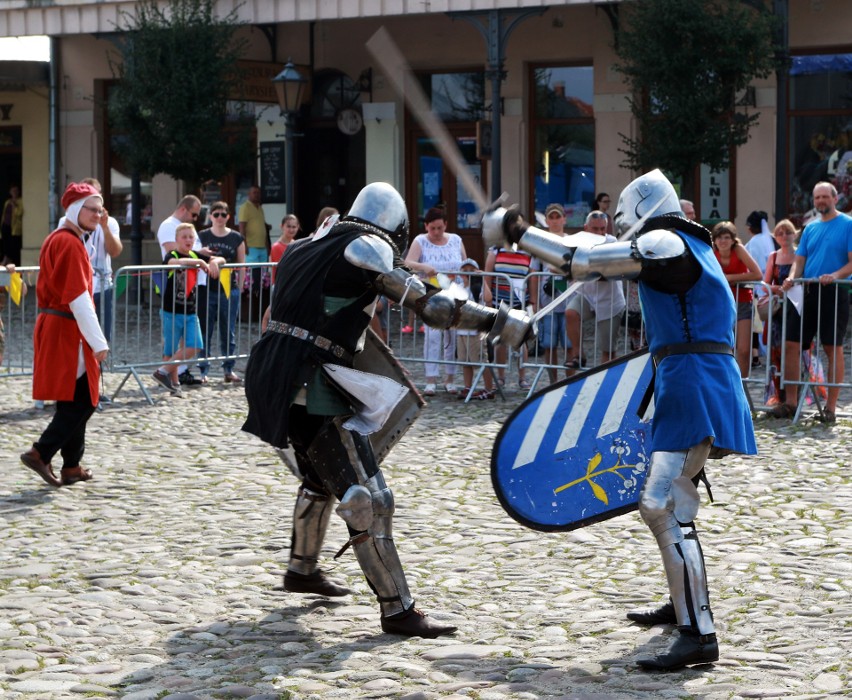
xmin=306 ymin=418 xmax=414 ymax=617
xmin=638 ymin=441 xmax=714 ymax=635
xmin=341 ymin=472 xmax=415 ymax=618
xmin=288 ymin=485 xmax=335 ymax=576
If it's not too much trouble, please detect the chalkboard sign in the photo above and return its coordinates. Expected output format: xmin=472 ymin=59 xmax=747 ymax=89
xmin=259 ymin=141 xmax=286 ymax=203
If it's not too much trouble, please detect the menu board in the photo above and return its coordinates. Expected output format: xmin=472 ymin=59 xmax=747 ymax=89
xmin=259 ymin=141 xmax=286 ymax=203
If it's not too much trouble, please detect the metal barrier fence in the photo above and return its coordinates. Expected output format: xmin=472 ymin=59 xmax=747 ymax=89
xmin=521 ymin=271 xmax=644 ymax=394
xmin=386 ymin=271 xmax=515 ymax=401
xmin=109 ymin=262 xmax=273 ymax=402
xmin=0 ymin=266 xmax=39 ymax=378
xmin=774 ymin=277 xmax=852 ymax=422
xmin=4 ymin=261 xmax=850 ymax=420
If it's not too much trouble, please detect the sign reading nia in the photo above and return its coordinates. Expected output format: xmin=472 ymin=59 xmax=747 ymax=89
xmin=700 ymin=165 xmax=729 ymax=220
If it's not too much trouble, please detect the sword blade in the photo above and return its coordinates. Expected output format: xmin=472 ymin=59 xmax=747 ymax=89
xmin=530 ymin=280 xmax=583 ymax=325
xmin=366 ymin=27 xmax=489 ymax=212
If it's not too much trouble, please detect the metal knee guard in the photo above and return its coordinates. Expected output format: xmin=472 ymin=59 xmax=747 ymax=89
xmin=638 ymin=442 xmax=710 ymax=548
xmin=288 ymin=484 xmax=335 ymax=576
xmin=639 ymin=441 xmax=714 ymax=635
xmin=305 ymin=419 xmax=413 ymax=616
xmin=332 ymin=427 xmax=414 ymax=617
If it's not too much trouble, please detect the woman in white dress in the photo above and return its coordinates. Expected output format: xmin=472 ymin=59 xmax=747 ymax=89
xmin=404 ymin=207 xmax=466 ymax=395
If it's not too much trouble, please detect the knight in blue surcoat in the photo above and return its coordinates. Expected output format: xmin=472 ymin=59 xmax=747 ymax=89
xmin=483 ymin=169 xmax=757 ymax=671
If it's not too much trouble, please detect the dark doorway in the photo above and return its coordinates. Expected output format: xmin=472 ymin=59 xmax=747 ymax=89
xmin=296 ymin=70 xmax=365 ymax=234
xmin=297 ymin=124 xmax=365 ymax=233
xmin=0 ymin=126 xmax=23 ymax=205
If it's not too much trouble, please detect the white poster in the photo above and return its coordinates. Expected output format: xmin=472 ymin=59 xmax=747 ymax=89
xmin=700 ymin=165 xmax=729 ymax=221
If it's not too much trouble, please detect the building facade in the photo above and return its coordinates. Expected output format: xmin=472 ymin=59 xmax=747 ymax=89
xmin=0 ymin=0 xmax=851 ymax=265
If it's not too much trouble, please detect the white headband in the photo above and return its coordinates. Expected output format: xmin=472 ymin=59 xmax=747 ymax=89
xmin=65 ymin=195 xmax=103 ymax=229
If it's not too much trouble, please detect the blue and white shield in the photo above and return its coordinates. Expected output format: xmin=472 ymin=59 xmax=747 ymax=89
xmin=492 ymin=350 xmax=655 ymax=532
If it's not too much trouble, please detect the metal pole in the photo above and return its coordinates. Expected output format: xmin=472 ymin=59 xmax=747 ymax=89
xmin=773 ymin=0 xmax=789 ymax=220
xmin=48 ymin=37 xmax=60 ymax=231
xmin=285 ymin=111 xmax=295 ymax=214
xmin=130 ymin=172 xmax=142 ymax=266
xmin=489 ymin=68 xmax=502 ymax=197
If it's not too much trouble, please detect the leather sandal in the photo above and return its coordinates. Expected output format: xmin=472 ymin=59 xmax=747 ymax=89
xmin=61 ymin=466 xmax=93 ymax=485
xmin=818 ymin=410 xmax=836 ymax=424
xmin=20 ymin=447 xmax=61 ymax=487
xmin=769 ymin=403 xmax=795 ymax=419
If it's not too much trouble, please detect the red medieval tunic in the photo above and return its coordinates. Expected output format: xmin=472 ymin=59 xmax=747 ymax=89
xmin=33 ymin=227 xmax=100 ymax=405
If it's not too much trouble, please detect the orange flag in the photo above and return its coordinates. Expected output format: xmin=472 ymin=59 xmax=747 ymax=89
xmin=185 ymin=269 xmax=197 ymax=298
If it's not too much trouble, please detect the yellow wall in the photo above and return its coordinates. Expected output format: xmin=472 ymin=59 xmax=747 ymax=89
xmin=0 ymin=87 xmax=50 ymax=265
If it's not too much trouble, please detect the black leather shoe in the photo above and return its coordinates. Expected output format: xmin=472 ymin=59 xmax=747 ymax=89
xmin=381 ymin=606 xmax=457 ymax=638
xmin=627 ymin=599 xmax=677 ymax=625
xmin=178 ymin=370 xmax=203 ymax=386
xmin=637 ymin=627 xmax=719 ymax=671
xmin=284 ymin=570 xmax=351 ymax=597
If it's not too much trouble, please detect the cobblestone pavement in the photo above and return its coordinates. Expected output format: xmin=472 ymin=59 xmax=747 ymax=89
xmin=0 ymin=372 xmax=849 ymax=700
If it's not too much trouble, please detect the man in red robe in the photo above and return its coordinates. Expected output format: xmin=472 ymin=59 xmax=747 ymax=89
xmin=21 ymin=182 xmax=109 ymax=487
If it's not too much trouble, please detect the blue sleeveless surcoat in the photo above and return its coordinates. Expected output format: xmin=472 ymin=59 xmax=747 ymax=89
xmin=639 ymin=232 xmax=756 ymax=455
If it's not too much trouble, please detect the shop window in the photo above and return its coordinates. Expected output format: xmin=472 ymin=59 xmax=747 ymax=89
xmin=788 ymin=53 xmax=852 ymax=224
xmin=418 ymin=72 xmax=485 ymax=122
xmin=530 ymin=65 xmax=595 ymax=228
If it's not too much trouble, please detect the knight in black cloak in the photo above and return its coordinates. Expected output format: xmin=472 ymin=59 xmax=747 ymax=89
xmin=244 ymin=182 xmax=532 ymax=638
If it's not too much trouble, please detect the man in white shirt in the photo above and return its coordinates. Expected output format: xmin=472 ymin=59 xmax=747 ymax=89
xmin=743 ymin=210 xmax=776 ymax=367
xmin=157 ymin=195 xmax=202 ymax=257
xmin=80 ymin=179 xmax=123 ymax=344
xmin=565 ymin=210 xmax=626 ymax=372
xmin=156 ymin=195 xmax=204 ymax=386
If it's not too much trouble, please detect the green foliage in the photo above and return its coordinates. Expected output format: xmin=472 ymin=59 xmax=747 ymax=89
xmin=108 ymin=0 xmax=253 ymax=183
xmin=615 ymin=0 xmax=782 ymax=186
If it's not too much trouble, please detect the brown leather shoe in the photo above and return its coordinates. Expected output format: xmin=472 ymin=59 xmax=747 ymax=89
xmin=20 ymin=447 xmax=61 ymax=487
xmin=61 ymin=466 xmax=93 ymax=485
xmin=381 ymin=606 xmax=457 ymax=638
xmin=284 ymin=570 xmax=351 ymax=597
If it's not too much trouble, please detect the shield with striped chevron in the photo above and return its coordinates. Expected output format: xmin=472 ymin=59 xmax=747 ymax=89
xmin=491 ymin=349 xmax=655 ymax=532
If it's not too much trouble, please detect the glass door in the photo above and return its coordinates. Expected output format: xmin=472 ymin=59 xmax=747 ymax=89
xmin=408 ymin=128 xmax=486 ymax=265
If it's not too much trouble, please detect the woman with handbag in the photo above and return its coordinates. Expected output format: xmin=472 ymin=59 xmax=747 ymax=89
xmin=761 ymin=219 xmax=798 ymax=404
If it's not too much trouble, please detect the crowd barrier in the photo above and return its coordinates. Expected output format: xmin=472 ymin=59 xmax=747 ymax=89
xmin=3 ymin=260 xmax=850 ymax=421
xmin=520 ymin=271 xmax=643 ymax=393
xmin=772 ymin=278 xmax=852 ymax=422
xmin=0 ymin=265 xmax=39 ymax=378
xmin=109 ymin=262 xmax=273 ymax=403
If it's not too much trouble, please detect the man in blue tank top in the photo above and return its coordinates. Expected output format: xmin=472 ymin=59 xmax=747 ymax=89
xmin=773 ymin=181 xmax=852 ymax=422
